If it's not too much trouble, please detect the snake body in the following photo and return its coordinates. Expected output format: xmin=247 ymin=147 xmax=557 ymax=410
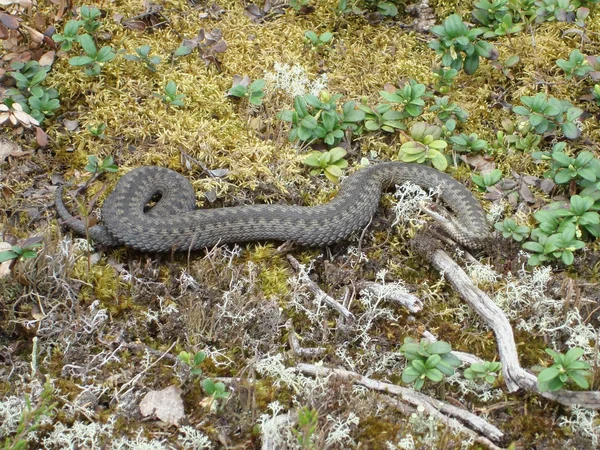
xmin=55 ymin=162 xmax=490 ymax=252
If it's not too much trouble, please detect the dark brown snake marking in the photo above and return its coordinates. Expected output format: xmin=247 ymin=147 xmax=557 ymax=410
xmin=55 ymin=162 xmax=490 ymax=252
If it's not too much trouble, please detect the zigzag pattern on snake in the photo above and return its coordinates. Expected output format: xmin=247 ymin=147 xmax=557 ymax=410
xmin=55 ymin=162 xmax=490 ymax=252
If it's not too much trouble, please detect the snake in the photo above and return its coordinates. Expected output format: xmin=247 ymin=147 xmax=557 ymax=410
xmin=55 ymin=162 xmax=490 ymax=252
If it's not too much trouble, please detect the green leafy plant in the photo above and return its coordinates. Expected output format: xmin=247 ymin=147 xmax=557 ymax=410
xmin=278 ymin=92 xmax=364 ymax=146
xmin=593 ymin=84 xmax=600 ymax=106
xmin=201 ymin=378 xmax=230 ymax=410
xmin=512 ymin=93 xmax=583 ymax=140
xmin=379 ymin=80 xmax=427 ymax=117
xmin=429 ymin=14 xmax=498 ymax=75
xmin=79 ymin=5 xmax=102 ymax=34
xmin=290 ymin=0 xmax=311 ymax=11
xmin=292 ymin=406 xmax=318 ymax=449
xmin=398 ymin=122 xmax=448 ymax=171
xmin=69 ymin=34 xmax=116 ymax=76
xmin=537 ymin=347 xmax=591 ymax=391
xmin=8 ymin=61 xmax=51 ymax=96
xmin=52 ymin=19 xmax=82 ymax=52
xmin=303 ymin=147 xmax=348 ymax=183
xmin=0 ymin=243 xmax=43 ymax=263
xmin=534 ymin=0 xmax=594 ymax=24
xmin=84 ymin=155 xmax=118 ymax=175
xmin=400 ymin=338 xmax=461 ymax=391
xmin=356 ymin=99 xmax=405 ymax=133
xmin=304 ymin=30 xmax=333 ymax=51
xmin=88 ymin=123 xmax=107 ymax=139
xmin=449 ymin=132 xmax=488 ymax=153
xmin=494 ymin=218 xmax=531 ymax=241
xmin=523 ymin=222 xmax=585 ymax=265
xmin=499 ymin=119 xmax=542 ymax=152
xmin=464 ymin=361 xmax=502 ymax=384
xmin=556 ymin=49 xmax=593 ymax=79
xmin=491 ymin=54 xmax=520 ymax=79
xmin=228 ymin=78 xmax=266 ymax=106
xmin=534 ymin=144 xmax=598 ymax=185
xmin=472 ymin=169 xmax=503 ymax=190
xmin=178 ymin=350 xmax=206 ymax=376
xmin=429 ymin=96 xmax=469 ymax=124
xmin=432 ymin=67 xmax=458 ymax=94
xmin=156 ymin=80 xmax=186 ymax=107
xmin=124 ymin=44 xmax=162 ymax=72
xmin=27 ymin=92 xmax=60 ymax=123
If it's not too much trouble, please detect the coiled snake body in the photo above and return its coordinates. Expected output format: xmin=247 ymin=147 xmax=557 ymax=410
xmin=56 ymin=162 xmax=490 ymax=252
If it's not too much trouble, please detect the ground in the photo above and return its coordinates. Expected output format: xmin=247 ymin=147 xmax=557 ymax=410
xmin=1 ymin=0 xmax=600 ymax=448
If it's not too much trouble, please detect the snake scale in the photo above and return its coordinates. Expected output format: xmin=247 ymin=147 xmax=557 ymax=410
xmin=55 ymin=162 xmax=490 ymax=252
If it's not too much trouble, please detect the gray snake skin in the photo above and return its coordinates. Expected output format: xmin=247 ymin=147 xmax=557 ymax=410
xmin=55 ymin=162 xmax=490 ymax=252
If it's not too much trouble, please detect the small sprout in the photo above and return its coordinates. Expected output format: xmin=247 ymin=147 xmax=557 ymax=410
xmin=556 ymin=49 xmax=593 ymax=79
xmin=201 ymin=378 xmax=230 ymax=411
xmin=357 ymin=99 xmax=405 ymax=133
xmin=471 ymin=169 xmax=502 ymax=190
xmin=379 ymin=80 xmax=427 ymax=117
xmin=156 ymin=80 xmax=186 ymax=107
xmin=228 ymin=78 xmax=266 ymax=106
xmin=290 ymin=0 xmax=311 ymax=11
xmin=88 ymin=123 xmax=107 ymax=139
xmin=292 ymin=406 xmax=318 ymax=448
xmin=85 ymin=155 xmax=118 ymax=175
xmin=429 ymin=96 xmax=469 ymax=123
xmin=52 ymin=19 xmax=82 ymax=52
xmin=69 ymin=34 xmax=116 ymax=76
xmin=0 ymin=243 xmax=43 ymax=263
xmin=494 ymin=218 xmax=531 ymax=241
xmin=79 ymin=5 xmax=102 ymax=34
xmin=537 ymin=347 xmax=591 ymax=392
xmin=464 ymin=361 xmax=502 ymax=384
xmin=449 ymin=132 xmax=489 ymax=153
xmin=304 ymin=30 xmax=333 ymax=51
xmin=124 ymin=45 xmax=162 ymax=72
xmin=178 ymin=350 xmax=206 ymax=376
xmin=303 ymin=147 xmax=348 ymax=183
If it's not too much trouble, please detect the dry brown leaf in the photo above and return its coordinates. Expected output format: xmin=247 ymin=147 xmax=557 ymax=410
xmin=35 ymin=127 xmax=48 ymax=147
xmin=0 ymin=137 xmax=25 ymax=162
xmin=64 ymin=119 xmax=79 ymax=131
xmin=139 ymin=385 xmax=185 ymax=426
xmin=22 ymin=25 xmax=44 ymax=44
xmin=39 ymin=50 xmax=55 ymax=66
xmin=0 ymin=12 xmax=19 ymax=30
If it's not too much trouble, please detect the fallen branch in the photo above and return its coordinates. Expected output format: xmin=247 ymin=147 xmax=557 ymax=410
xmin=413 ymin=238 xmax=600 ymax=409
xmin=296 ymin=362 xmax=505 ymax=448
xmin=356 ymin=281 xmax=423 ymax=313
xmin=287 ymin=254 xmax=354 ymax=320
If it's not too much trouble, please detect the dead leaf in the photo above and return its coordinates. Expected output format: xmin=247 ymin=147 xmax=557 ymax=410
xmin=139 ymin=385 xmax=185 ymax=426
xmin=0 ymin=23 xmax=9 ymax=39
xmin=33 ymin=12 xmax=46 ymax=31
xmin=0 ymin=12 xmax=19 ymax=30
xmin=231 ymin=74 xmax=250 ymax=88
xmin=0 ymin=242 xmax=13 ymax=279
xmin=22 ymin=25 xmax=44 ymax=44
xmin=540 ymin=178 xmax=555 ymax=194
xmin=459 ymin=154 xmax=495 ymax=172
xmin=64 ymin=119 xmax=79 ymax=131
xmin=35 ymin=127 xmax=48 ymax=147
xmin=0 ymin=137 xmax=24 ymax=162
xmin=39 ymin=50 xmax=55 ymax=66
